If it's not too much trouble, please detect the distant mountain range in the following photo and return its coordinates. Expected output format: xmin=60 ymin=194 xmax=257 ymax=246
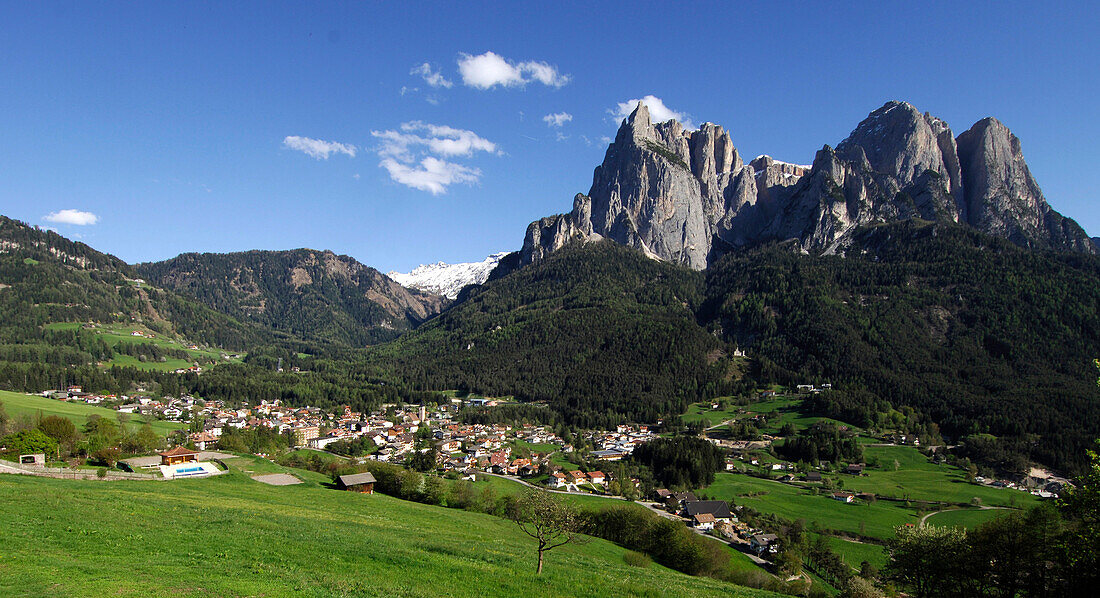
xmin=136 ymin=249 xmax=446 ymax=347
xmin=521 ymin=101 xmax=1096 ymax=270
xmin=388 ymin=252 xmax=509 ymax=299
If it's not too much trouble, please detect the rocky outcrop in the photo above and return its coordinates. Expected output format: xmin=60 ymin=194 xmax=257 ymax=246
xmin=957 ymin=118 xmax=1096 ymax=253
xmin=523 ymin=103 xmax=783 ymax=269
xmin=520 ymin=100 xmax=1095 ymax=269
xmin=836 ymin=101 xmax=964 ymax=217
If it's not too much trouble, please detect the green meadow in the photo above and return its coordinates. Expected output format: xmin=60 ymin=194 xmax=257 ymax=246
xmin=42 ymin=322 xmax=242 ymax=371
xmin=0 ymin=463 xmax=781 ymax=598
xmin=818 ymin=535 xmax=888 ymax=572
xmin=0 ymin=390 xmax=183 ymax=437
xmin=837 ymin=445 xmax=1038 ymax=508
xmin=925 ymin=507 xmax=1011 ymax=529
xmin=684 ymin=396 xmax=857 ymax=436
xmin=703 ymin=473 xmax=919 ymax=539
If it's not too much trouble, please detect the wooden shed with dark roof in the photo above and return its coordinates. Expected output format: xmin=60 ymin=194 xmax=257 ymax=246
xmin=336 ymin=472 xmax=377 ymax=494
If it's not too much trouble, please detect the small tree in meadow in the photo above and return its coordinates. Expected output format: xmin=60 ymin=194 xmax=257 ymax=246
xmin=511 ymin=488 xmax=589 ymax=574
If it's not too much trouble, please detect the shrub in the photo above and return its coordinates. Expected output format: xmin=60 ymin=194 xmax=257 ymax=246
xmin=623 ymin=550 xmax=651 ymax=568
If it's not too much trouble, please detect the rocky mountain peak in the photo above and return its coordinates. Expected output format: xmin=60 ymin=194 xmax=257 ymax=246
xmin=621 ymin=101 xmax=655 ymax=142
xmin=835 ymin=101 xmax=964 ymax=207
xmin=957 ymin=117 xmax=1096 ymax=253
xmin=520 ymin=101 xmax=1094 ymax=269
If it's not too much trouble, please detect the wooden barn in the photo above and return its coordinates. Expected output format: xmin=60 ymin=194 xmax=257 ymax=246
xmin=336 ymin=472 xmax=377 ymax=494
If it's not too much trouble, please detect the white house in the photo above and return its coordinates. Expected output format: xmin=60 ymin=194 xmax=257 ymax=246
xmin=692 ymin=513 xmax=716 ymax=530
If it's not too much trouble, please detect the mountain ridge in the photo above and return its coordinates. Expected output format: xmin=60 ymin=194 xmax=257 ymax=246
xmin=520 ymin=100 xmax=1095 ymax=270
xmin=136 ymin=248 xmax=446 ymax=347
xmin=388 ymin=251 xmax=509 ymax=299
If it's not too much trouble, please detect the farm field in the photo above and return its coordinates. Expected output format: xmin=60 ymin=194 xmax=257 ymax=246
xmin=0 ymin=390 xmax=183 ymax=437
xmin=0 ymin=466 xmax=781 ymax=597
xmin=838 ymin=445 xmax=1038 ymax=508
xmin=703 ymin=473 xmax=919 ymax=539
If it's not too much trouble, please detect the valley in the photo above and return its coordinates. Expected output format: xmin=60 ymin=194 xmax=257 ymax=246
xmin=2 ymin=98 xmax=1099 ymax=597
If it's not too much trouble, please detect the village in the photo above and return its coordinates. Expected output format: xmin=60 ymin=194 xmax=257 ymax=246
xmin=5 ymin=380 xmax=1077 ymax=588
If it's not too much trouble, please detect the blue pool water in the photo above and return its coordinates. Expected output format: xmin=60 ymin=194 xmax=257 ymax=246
xmin=176 ymin=466 xmax=204 ymax=473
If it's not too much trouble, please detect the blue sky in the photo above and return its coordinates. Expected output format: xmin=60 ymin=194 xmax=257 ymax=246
xmin=2 ymin=1 xmax=1097 ymax=271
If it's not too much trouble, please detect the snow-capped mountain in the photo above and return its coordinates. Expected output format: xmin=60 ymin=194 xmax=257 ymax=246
xmin=388 ymin=252 xmax=509 ymax=299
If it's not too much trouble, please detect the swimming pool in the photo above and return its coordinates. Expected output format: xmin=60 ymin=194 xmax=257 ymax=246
xmin=160 ymin=461 xmax=219 ymax=479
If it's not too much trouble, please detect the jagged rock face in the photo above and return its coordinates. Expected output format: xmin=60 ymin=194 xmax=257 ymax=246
xmin=584 ymin=105 xmax=713 ymax=269
xmin=836 ymin=101 xmax=964 ymax=216
xmin=957 ymin=118 xmax=1096 ymax=253
xmin=521 ymin=100 xmax=1095 ymax=269
xmin=523 ymin=103 xmax=780 ymax=270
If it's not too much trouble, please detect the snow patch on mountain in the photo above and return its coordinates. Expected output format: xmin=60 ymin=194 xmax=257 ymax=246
xmin=388 ymin=252 xmax=509 ymax=299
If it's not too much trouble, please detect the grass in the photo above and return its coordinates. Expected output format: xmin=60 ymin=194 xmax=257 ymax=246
xmin=42 ymin=322 xmax=243 ymax=372
xmin=704 ymin=473 xmax=919 ymax=539
xmin=0 ymin=465 xmax=781 ymax=597
xmin=925 ymin=508 xmax=1010 ymax=529
xmin=104 ymin=354 xmax=197 ymax=371
xmin=0 ymin=390 xmax=183 ymax=437
xmin=817 ymin=534 xmax=888 ymax=571
xmin=685 ymin=396 xmax=856 ymax=436
xmin=838 ymin=445 xmax=1038 ymax=508
xmin=511 ymin=438 xmax=560 ymax=454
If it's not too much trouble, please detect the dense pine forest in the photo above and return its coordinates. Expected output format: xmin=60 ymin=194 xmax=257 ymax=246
xmin=701 ymin=220 xmax=1100 ymax=473
xmin=367 ymin=242 xmax=742 ymax=429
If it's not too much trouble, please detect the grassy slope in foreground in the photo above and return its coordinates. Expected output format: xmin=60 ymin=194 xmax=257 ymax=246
xmin=0 ymin=390 xmax=183 ymax=436
xmin=0 ymin=471 xmax=780 ymax=598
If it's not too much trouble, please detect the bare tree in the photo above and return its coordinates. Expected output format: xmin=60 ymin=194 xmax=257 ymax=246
xmin=511 ymin=488 xmax=589 ymax=574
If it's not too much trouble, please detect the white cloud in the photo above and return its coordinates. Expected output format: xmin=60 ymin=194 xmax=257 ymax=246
xmin=371 ymin=121 xmax=498 ymax=194
xmin=543 ymin=112 xmax=573 ymax=127
xmin=410 ymin=62 xmax=453 ymax=88
xmin=43 ymin=209 xmax=99 ymax=226
xmin=379 ymin=157 xmax=480 ymax=195
xmin=610 ymin=95 xmax=694 ymax=129
xmin=457 ymin=51 xmax=570 ymax=89
xmin=373 ymin=122 xmax=498 ymax=160
xmin=282 ymin=135 xmax=357 ymax=160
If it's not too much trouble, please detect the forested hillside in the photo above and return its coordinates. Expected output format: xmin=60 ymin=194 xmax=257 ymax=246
xmin=0 ymin=216 xmax=275 ymax=387
xmin=5 ymin=212 xmax=1100 ymax=475
xmin=701 ymin=219 xmax=1100 ymax=473
xmin=137 ymin=249 xmax=446 ymax=346
xmin=370 ymin=242 xmax=742 ymax=428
